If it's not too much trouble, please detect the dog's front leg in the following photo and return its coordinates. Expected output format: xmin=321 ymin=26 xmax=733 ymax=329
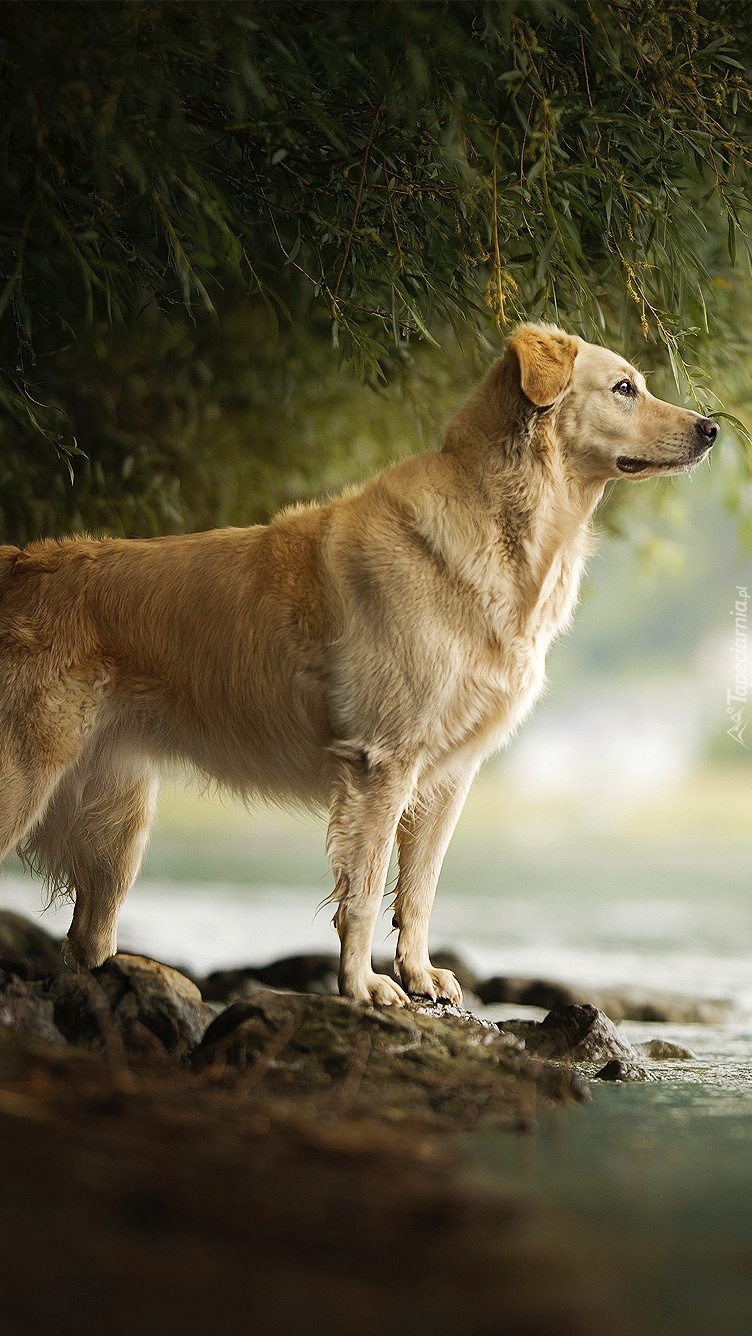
xmin=328 ymin=746 xmax=415 ymax=1006
xmin=393 ymin=768 xmax=477 ymax=1004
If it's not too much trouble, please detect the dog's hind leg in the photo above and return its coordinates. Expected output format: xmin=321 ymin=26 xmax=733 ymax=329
xmin=327 ymin=745 xmax=417 ymax=1006
xmin=0 ymin=670 xmax=103 ymax=863
xmin=0 ymin=753 xmax=70 ymax=865
xmin=25 ymin=743 xmax=159 ymax=969
xmin=392 ymin=766 xmax=477 ymax=1003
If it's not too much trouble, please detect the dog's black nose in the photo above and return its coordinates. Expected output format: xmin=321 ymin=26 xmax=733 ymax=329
xmin=696 ymin=417 xmax=719 ymax=444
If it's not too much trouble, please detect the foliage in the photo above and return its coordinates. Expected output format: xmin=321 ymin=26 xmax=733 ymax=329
xmin=0 ymin=300 xmax=469 ymax=541
xmin=1 ymin=0 xmax=751 ymax=540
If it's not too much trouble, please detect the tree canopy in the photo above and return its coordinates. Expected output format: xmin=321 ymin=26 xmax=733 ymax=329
xmin=1 ymin=0 xmax=751 ymax=542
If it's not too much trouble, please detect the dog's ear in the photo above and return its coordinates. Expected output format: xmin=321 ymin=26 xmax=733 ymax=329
xmin=507 ymin=325 xmax=578 ymax=407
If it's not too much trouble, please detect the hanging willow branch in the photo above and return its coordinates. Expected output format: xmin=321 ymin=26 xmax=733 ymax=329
xmin=0 ymin=0 xmax=751 ymax=539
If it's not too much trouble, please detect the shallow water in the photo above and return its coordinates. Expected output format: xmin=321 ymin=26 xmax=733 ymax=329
xmin=465 ymin=1046 xmax=752 ymax=1336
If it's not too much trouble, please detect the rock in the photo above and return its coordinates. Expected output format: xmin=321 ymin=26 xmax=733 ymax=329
xmin=592 ymin=988 xmax=732 ymax=1025
xmin=53 ymin=955 xmax=214 ymax=1058
xmin=194 ymin=991 xmax=436 ymax=1078
xmin=199 ymin=966 xmax=281 ymax=1003
xmin=502 ymin=1004 xmax=640 ymax=1066
xmin=243 ymin=952 xmax=342 ymax=993
xmin=501 ymin=1005 xmax=700 ymax=1079
xmin=476 ymin=972 xmax=733 ymax=1024
xmin=518 ymin=980 xmax=582 ymax=1011
xmin=199 ymin=953 xmax=344 ymax=1001
xmin=50 ymin=974 xmax=105 ymax=1047
xmin=636 ymin=1038 xmax=697 ymax=1062
xmin=0 ymin=968 xmax=66 ymax=1044
xmin=539 ymin=1005 xmax=638 ymax=1064
xmin=410 ymin=999 xmax=500 ymax=1031
xmin=477 ymin=976 xmax=581 ymax=1010
xmin=99 ymin=955 xmax=215 ymax=1056
xmin=476 ymin=976 xmax=524 ymax=1006
xmin=0 ymin=910 xmax=64 ymax=976
xmin=192 ymin=988 xmax=585 ymax=1128
xmin=595 ymin=1058 xmax=656 ymax=1082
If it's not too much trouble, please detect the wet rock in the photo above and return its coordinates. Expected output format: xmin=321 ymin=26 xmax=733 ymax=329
xmin=195 ymin=991 xmax=437 ymax=1078
xmin=0 ymin=968 xmax=65 ymax=1044
xmin=539 ymin=1005 xmax=638 ymax=1064
xmin=410 ymin=999 xmax=500 ymax=1031
xmin=502 ymin=1004 xmax=639 ymax=1066
xmin=53 ymin=955 xmax=214 ymax=1058
xmin=96 ymin=955 xmax=215 ymax=1056
xmin=192 ymin=988 xmax=585 ymax=1128
xmin=636 ymin=1038 xmax=697 ymax=1062
xmin=595 ymin=1058 xmax=656 ymax=1082
xmin=0 ymin=910 xmax=64 ymax=976
xmin=500 ymin=1005 xmax=699 ymax=1080
xmin=476 ymin=972 xmax=733 ymax=1024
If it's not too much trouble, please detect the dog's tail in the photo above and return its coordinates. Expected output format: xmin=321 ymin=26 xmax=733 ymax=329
xmin=0 ymin=545 xmax=20 ymax=606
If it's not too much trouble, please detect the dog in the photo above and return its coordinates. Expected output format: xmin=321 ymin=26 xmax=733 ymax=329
xmin=0 ymin=324 xmax=717 ymax=1004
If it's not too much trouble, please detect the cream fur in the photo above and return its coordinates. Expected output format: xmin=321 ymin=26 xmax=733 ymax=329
xmin=0 ymin=325 xmax=717 ymax=1004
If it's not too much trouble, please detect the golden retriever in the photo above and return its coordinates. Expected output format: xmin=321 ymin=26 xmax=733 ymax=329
xmin=0 ymin=325 xmax=717 ymax=1004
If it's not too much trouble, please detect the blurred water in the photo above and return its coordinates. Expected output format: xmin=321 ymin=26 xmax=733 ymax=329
xmin=2 ymin=823 xmax=751 ymax=1008
xmin=465 ymin=1066 xmax=752 ymax=1336
xmin=2 ymin=853 xmax=752 ymax=1011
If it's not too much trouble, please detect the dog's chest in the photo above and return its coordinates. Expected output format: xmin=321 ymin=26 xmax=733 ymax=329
xmin=443 ymin=543 xmax=586 ymax=763
xmin=527 ymin=544 xmax=585 ymax=642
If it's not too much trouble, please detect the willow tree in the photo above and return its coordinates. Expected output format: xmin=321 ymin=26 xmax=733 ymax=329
xmin=1 ymin=0 xmax=751 ymax=541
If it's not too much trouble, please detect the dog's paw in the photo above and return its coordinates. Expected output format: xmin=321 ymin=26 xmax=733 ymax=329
xmin=397 ymin=963 xmax=463 ymax=1005
xmin=342 ymin=972 xmax=410 ymax=1007
xmin=62 ymin=934 xmax=113 ymax=972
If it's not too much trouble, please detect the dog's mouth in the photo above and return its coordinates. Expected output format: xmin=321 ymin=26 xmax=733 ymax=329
xmin=616 ymin=456 xmax=653 ymax=474
xmin=616 ymin=444 xmax=711 ymax=476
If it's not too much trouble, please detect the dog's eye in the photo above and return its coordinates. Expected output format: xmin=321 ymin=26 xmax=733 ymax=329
xmin=613 ymin=379 xmax=636 ymax=397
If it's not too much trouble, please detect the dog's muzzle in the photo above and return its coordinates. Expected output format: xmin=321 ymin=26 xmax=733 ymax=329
xmin=617 ymin=416 xmax=720 ymax=474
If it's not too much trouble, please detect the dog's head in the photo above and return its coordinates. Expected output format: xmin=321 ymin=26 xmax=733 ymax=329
xmin=505 ymin=323 xmax=718 ymax=481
